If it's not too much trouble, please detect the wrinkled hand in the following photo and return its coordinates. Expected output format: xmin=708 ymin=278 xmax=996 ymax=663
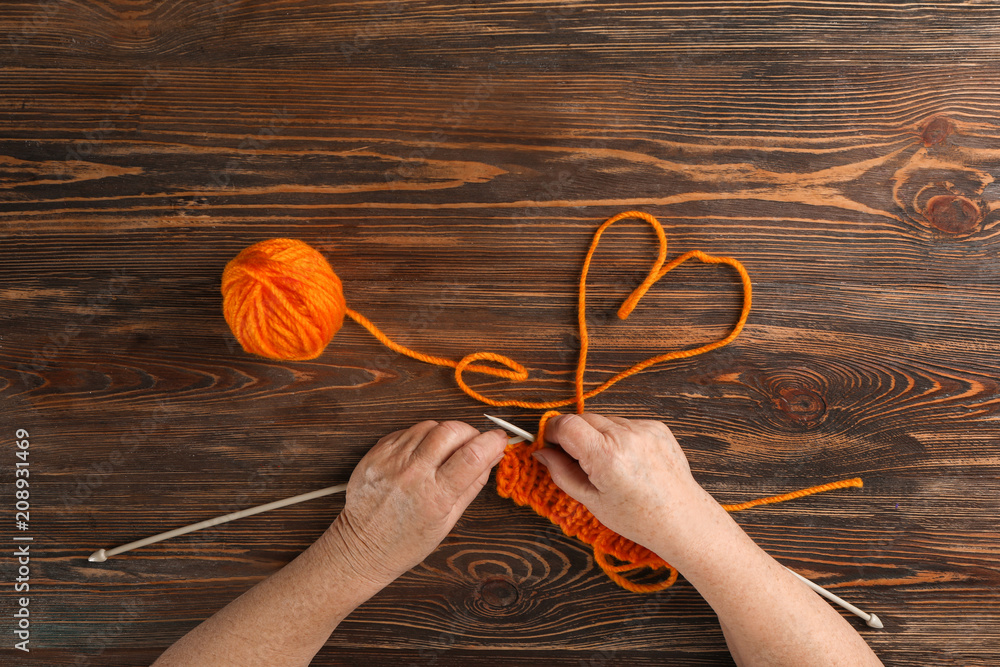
xmin=533 ymin=413 xmax=713 ymax=555
xmin=325 ymin=421 xmax=508 ymax=587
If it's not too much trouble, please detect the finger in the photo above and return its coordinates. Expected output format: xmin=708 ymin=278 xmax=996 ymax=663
xmin=357 ymin=423 xmax=439 ymax=477
xmin=436 ymin=429 xmax=507 ymax=497
xmin=575 ymin=412 xmax=627 ymax=434
xmin=543 ymin=413 xmax=608 ymax=467
xmin=379 ymin=420 xmax=439 ymax=455
xmin=410 ymin=420 xmax=480 ymax=467
xmin=634 ymin=418 xmax=676 ymax=440
xmin=371 ymin=427 xmax=408 ymax=451
xmin=532 ymin=447 xmax=599 ymax=503
xmin=452 ymin=465 xmax=494 ymax=515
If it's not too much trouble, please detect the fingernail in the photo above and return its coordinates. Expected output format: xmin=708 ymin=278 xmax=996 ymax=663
xmin=532 ymin=451 xmax=549 ymax=466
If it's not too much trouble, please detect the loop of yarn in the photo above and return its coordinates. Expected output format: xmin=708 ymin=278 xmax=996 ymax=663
xmin=221 ymin=211 xmax=864 ymax=592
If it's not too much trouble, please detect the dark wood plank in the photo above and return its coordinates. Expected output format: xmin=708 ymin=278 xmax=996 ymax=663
xmin=5 ymin=0 xmax=1000 ymax=69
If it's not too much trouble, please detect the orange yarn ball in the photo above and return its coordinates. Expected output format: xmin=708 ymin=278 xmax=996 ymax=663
xmin=221 ymin=238 xmax=346 ymax=361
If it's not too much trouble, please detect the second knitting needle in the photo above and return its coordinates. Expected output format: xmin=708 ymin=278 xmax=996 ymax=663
xmin=484 ymin=414 xmax=883 ymax=630
xmin=88 ymin=483 xmax=348 ymax=563
xmin=88 ymin=432 xmax=529 ymax=564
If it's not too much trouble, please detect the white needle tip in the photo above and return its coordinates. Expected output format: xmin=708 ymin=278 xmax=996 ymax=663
xmin=784 ymin=567 xmax=882 ymax=630
xmin=484 ymin=414 xmax=535 ymax=443
xmin=88 ymin=549 xmax=108 ymax=563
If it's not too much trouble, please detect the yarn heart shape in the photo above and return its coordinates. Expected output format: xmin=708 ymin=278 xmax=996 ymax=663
xmin=451 ymin=209 xmax=753 ymax=412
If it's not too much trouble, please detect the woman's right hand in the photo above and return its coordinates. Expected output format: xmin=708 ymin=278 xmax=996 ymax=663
xmin=536 ymin=413 xmax=886 ymax=667
xmin=533 ymin=413 xmax=716 ymax=557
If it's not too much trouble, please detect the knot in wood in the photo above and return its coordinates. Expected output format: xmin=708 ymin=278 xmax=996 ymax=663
xmin=891 ymin=158 xmax=989 ymax=237
xmin=925 ymin=195 xmax=981 ymax=235
xmin=477 ymin=577 xmax=519 ymax=609
xmin=920 ymin=116 xmax=953 ymax=147
xmin=774 ymin=384 xmax=827 ymax=426
xmin=759 ymin=370 xmax=829 ymax=430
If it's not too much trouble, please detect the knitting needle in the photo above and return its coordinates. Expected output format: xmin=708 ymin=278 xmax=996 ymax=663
xmin=484 ymin=414 xmax=884 ymax=630
xmin=87 ymin=483 xmax=348 ymax=563
xmin=88 ymin=429 xmax=529 ymax=564
xmin=786 ymin=569 xmax=883 ymax=629
xmin=484 ymin=414 xmax=534 ymax=442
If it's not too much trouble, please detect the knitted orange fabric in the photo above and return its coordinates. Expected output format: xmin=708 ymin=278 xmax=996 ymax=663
xmin=222 ymin=211 xmax=864 ymax=592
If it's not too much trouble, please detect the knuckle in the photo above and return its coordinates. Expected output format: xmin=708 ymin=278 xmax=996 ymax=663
xmin=596 ymin=428 xmax=619 ymax=449
xmin=375 ymin=429 xmax=403 ymax=447
xmin=459 ymin=442 xmax=487 ymax=467
xmin=437 ymin=420 xmax=475 ymax=441
xmin=642 ymin=419 xmax=669 ymax=434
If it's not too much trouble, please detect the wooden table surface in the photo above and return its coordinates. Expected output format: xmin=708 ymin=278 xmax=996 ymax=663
xmin=3 ymin=1 xmax=999 ymax=665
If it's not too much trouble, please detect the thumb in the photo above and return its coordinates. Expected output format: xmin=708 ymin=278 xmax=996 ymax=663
xmin=532 ymin=448 xmax=598 ymax=504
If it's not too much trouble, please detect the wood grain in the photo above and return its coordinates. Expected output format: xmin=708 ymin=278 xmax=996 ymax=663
xmin=2 ymin=1 xmax=1000 ymax=665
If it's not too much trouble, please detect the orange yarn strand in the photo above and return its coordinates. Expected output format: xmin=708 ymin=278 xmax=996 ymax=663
xmin=345 ymin=308 xmax=529 ymax=381
xmin=572 ymin=210 xmax=752 ymax=413
xmin=720 ymin=478 xmax=863 ymax=512
xmin=221 ymin=212 xmax=863 ymax=594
